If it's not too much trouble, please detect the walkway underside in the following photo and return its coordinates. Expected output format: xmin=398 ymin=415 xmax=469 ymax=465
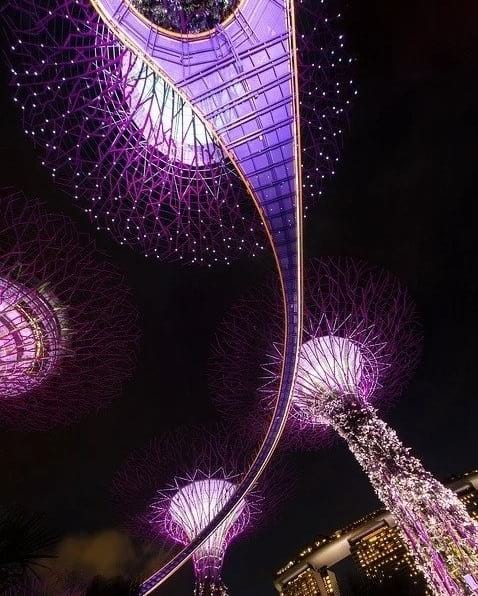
xmin=90 ymin=0 xmax=304 ymax=593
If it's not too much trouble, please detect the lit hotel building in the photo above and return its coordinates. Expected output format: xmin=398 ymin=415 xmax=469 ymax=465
xmin=274 ymin=471 xmax=478 ymax=595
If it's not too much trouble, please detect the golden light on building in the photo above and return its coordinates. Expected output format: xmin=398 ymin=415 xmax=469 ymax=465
xmin=350 ymin=525 xmax=421 ymax=583
xmin=274 ymin=471 xmax=478 ymax=596
xmin=279 ymin=567 xmax=339 ymax=596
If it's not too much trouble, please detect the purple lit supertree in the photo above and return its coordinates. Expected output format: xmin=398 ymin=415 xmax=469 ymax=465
xmin=113 ymin=430 xmax=265 ymax=596
xmin=0 ymin=190 xmax=138 ymax=430
xmin=212 ymin=257 xmax=478 ymax=595
xmin=2 ymin=0 xmax=352 ymax=264
xmin=3 ymin=1 xmax=353 ymax=591
xmin=154 ymin=473 xmax=252 ymax=595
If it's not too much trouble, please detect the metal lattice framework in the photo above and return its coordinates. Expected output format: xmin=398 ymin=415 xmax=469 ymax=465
xmin=0 ymin=190 xmax=138 ymax=430
xmin=113 ymin=430 xmax=263 ymax=596
xmin=0 ymin=276 xmax=62 ymax=400
xmin=213 ymin=257 xmax=478 ymax=594
xmin=154 ymin=472 xmax=251 ymax=596
xmin=4 ymin=0 xmax=264 ymax=265
xmin=2 ymin=0 xmax=353 ymax=591
xmin=62 ymin=1 xmax=307 ymax=591
xmin=3 ymin=0 xmax=351 ymax=264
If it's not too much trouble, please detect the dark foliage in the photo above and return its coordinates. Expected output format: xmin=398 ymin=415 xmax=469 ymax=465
xmin=85 ymin=576 xmax=140 ymax=596
xmin=0 ymin=509 xmax=57 ymax=591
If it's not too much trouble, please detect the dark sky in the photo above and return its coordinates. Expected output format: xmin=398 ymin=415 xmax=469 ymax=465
xmin=0 ymin=0 xmax=477 ymax=594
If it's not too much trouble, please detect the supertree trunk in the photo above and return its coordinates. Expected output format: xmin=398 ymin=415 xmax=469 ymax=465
xmin=192 ymin=552 xmax=229 ymax=596
xmin=194 ymin=576 xmax=229 ymax=596
xmin=321 ymin=393 xmax=478 ymax=595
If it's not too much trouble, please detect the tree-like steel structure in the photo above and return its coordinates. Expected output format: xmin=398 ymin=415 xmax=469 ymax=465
xmin=3 ymin=0 xmax=352 ymax=591
xmin=154 ymin=472 xmax=253 ymax=595
xmin=0 ymin=190 xmax=138 ymax=430
xmin=2 ymin=0 xmax=350 ymax=265
xmin=113 ymin=430 xmax=264 ymax=596
xmin=212 ymin=257 xmax=478 ymax=595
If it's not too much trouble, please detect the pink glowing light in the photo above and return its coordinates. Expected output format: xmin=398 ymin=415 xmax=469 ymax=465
xmin=0 ymin=277 xmax=62 ymax=397
xmin=213 ymin=257 xmax=478 ymax=593
xmin=118 ymin=51 xmax=222 ymax=167
xmin=162 ymin=476 xmax=249 ymax=581
xmin=294 ymin=335 xmax=369 ymax=425
xmin=0 ymin=190 xmax=138 ymax=430
xmin=113 ymin=431 xmax=264 ymax=595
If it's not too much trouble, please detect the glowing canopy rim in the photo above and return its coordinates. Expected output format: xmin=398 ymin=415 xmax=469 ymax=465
xmin=0 ymin=276 xmax=62 ymax=398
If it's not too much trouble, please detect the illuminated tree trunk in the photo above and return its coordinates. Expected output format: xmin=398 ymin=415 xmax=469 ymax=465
xmin=193 ymin=552 xmax=228 ymax=596
xmin=194 ymin=575 xmax=229 ymax=596
xmin=322 ymin=393 xmax=478 ymax=596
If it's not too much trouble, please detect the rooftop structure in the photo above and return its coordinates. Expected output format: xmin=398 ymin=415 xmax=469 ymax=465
xmin=274 ymin=471 xmax=478 ymax=596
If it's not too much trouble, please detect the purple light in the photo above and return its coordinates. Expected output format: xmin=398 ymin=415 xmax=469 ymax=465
xmin=113 ymin=432 xmax=262 ymax=595
xmin=0 ymin=277 xmax=62 ymax=398
xmin=129 ymin=0 xmax=240 ymax=34
xmin=0 ymin=190 xmax=138 ymax=430
xmin=3 ymin=0 xmax=352 ymax=264
xmin=155 ymin=474 xmax=250 ymax=588
xmin=322 ymin=395 xmax=478 ymax=595
xmin=117 ymin=51 xmax=222 ymax=166
xmin=4 ymin=1 xmax=353 ymax=591
xmin=213 ymin=257 xmax=478 ymax=594
xmin=3 ymin=0 xmax=266 ymax=264
xmin=293 ymin=335 xmax=373 ymax=425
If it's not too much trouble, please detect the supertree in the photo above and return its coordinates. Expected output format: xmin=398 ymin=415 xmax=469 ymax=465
xmin=0 ymin=190 xmax=138 ymax=430
xmin=2 ymin=0 xmax=351 ymax=264
xmin=113 ymin=430 xmax=270 ymax=596
xmin=2 ymin=0 xmax=353 ymax=590
xmin=212 ymin=257 xmax=478 ymax=595
xmin=154 ymin=472 xmax=254 ymax=595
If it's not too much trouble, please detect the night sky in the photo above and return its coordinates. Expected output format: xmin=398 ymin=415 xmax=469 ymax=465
xmin=0 ymin=1 xmax=477 ymax=594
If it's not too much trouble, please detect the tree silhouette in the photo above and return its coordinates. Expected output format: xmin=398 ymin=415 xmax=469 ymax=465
xmin=85 ymin=576 xmax=140 ymax=596
xmin=0 ymin=509 xmax=57 ymax=591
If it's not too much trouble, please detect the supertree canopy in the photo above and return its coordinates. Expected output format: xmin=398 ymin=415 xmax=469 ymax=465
xmin=2 ymin=0 xmax=352 ymax=264
xmin=212 ymin=257 xmax=478 ymax=595
xmin=113 ymin=430 xmax=263 ymax=596
xmin=154 ymin=473 xmax=251 ymax=595
xmin=0 ymin=190 xmax=138 ymax=430
xmin=0 ymin=277 xmax=62 ymax=399
xmin=3 ymin=0 xmax=353 ymax=591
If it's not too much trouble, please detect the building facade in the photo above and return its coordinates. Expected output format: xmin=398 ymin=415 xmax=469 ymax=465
xmin=274 ymin=471 xmax=478 ymax=595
